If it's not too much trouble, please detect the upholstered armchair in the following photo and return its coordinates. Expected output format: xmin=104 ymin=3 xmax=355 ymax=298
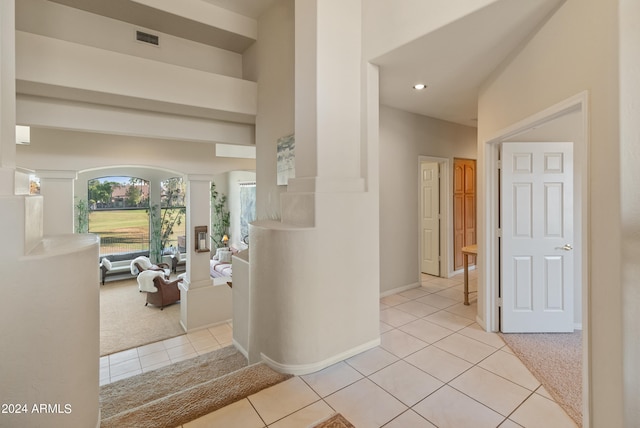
xmin=170 ymin=252 xmax=187 ymax=273
xmin=137 ymin=270 xmax=181 ymax=310
xmin=130 ymin=256 xmax=171 ymax=278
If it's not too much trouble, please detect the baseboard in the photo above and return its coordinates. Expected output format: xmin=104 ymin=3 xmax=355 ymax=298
xmin=480 ymin=317 xmax=583 ymax=333
xmin=449 ymin=265 xmax=476 ymax=278
xmin=476 ymin=315 xmax=489 ymax=331
xmin=380 ymin=282 xmax=420 ymax=298
xmin=180 ymin=318 xmax=232 ymax=334
xmin=261 ymin=337 xmax=381 ymax=375
xmin=232 ymin=338 xmax=249 ymax=360
xmin=574 ymin=323 xmax=583 ymax=331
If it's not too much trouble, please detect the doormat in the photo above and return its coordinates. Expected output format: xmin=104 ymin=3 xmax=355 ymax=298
xmin=312 ymin=413 xmax=355 ymax=428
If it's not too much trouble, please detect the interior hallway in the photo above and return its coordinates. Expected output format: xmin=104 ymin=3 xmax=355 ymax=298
xmin=102 ymin=271 xmax=576 ymax=427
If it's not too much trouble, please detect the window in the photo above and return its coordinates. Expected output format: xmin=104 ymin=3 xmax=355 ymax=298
xmin=29 ymin=175 xmax=40 ymax=195
xmin=159 ymin=177 xmax=186 ymax=253
xmin=88 ymin=176 xmax=150 ymax=257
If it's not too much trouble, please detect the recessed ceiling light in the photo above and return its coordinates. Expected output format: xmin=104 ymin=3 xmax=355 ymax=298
xmin=413 ymin=83 xmax=427 ymax=90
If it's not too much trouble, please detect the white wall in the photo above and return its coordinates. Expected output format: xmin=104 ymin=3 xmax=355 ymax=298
xmin=619 ymin=0 xmax=640 ymax=424
xmin=16 ymin=0 xmax=243 ymax=78
xmin=16 ymin=30 xmax=256 ymax=122
xmin=16 ymin=128 xmax=255 ymax=176
xmin=477 ymin=0 xmax=622 ymax=425
xmin=379 ymin=105 xmax=476 ymax=294
xmin=254 ymin=0 xmax=295 ymax=220
xmin=363 ymin=0 xmax=497 ymax=60
xmin=242 ymin=0 xmax=380 ymax=374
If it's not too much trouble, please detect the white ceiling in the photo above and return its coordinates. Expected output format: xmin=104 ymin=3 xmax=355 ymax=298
xmin=373 ymin=0 xmax=565 ymax=127
xmin=45 ymin=0 xmax=565 ymax=128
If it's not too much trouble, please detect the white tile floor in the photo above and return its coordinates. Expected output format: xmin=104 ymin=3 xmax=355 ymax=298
xmin=100 ymin=321 xmax=233 ymax=385
xmin=103 ymin=272 xmax=579 ymax=427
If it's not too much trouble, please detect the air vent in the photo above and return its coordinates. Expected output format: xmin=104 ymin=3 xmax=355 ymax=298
xmin=136 ymin=30 xmax=159 ymax=46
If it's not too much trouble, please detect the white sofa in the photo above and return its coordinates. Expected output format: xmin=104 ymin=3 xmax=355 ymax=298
xmin=99 ymin=259 xmax=134 ymax=284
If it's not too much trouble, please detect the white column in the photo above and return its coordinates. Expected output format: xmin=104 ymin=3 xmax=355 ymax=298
xmin=620 ymin=0 xmax=640 ymax=424
xmin=179 ymin=174 xmax=231 ymax=331
xmin=0 ymin=3 xmax=99 ymax=426
xmin=246 ymin=0 xmax=380 ymax=374
xmin=0 ymin=0 xmax=16 ymax=195
xmin=37 ymin=170 xmax=77 ymax=235
xmin=293 ymin=0 xmax=363 ymax=187
xmin=184 ymin=174 xmax=213 ymax=289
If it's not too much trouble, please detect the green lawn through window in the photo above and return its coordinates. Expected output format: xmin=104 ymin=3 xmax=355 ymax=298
xmin=90 ymin=209 xmax=185 ymax=256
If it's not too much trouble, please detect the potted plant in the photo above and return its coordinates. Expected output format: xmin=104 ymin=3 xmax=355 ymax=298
xmin=210 ymin=182 xmax=230 ymax=249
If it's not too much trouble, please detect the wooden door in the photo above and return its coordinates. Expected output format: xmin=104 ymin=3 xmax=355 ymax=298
xmin=453 ymin=159 xmax=476 ymax=270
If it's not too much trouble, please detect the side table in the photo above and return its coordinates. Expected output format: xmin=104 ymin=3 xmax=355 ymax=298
xmin=461 ymin=244 xmax=478 ymax=305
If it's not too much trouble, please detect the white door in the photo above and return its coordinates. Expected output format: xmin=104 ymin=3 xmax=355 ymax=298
xmin=501 ymin=142 xmax=574 ymax=332
xmin=421 ymin=162 xmax=440 ymax=275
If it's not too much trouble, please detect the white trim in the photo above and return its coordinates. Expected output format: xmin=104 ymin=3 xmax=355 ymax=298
xmin=451 ymin=265 xmax=476 ymax=277
xmin=482 ymin=90 xmax=590 ymax=427
xmin=476 ymin=315 xmax=486 ymax=330
xmin=260 ymin=338 xmax=381 ymax=375
xmin=179 ymin=318 xmax=231 ymax=334
xmin=232 ymin=338 xmax=249 ymax=359
xmin=380 ymin=282 xmax=420 ymax=298
xmin=574 ymin=323 xmax=583 ymax=331
xmin=483 ymin=90 xmax=589 ymax=334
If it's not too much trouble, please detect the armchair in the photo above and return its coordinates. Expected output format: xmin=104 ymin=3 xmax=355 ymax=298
xmin=170 ymin=252 xmax=187 ymax=273
xmin=137 ymin=270 xmax=181 ymax=310
xmin=130 ymin=256 xmax=170 ymax=278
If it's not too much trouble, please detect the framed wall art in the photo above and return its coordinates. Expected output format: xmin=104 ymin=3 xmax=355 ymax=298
xmin=276 ymin=134 xmax=295 ymax=186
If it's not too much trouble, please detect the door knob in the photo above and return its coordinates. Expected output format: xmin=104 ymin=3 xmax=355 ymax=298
xmin=556 ymin=244 xmax=573 ymax=251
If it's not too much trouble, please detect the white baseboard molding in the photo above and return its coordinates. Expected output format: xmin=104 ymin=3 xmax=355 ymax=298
xmin=481 ymin=317 xmax=583 ymax=333
xmin=380 ymin=282 xmax=420 ymax=298
xmin=450 ymin=265 xmax=476 ymax=278
xmin=232 ymin=338 xmax=249 ymax=359
xmin=261 ymin=338 xmax=381 ymax=375
xmin=574 ymin=323 xmax=583 ymax=331
xmin=476 ymin=315 xmax=490 ymax=332
xmin=180 ymin=318 xmax=232 ymax=334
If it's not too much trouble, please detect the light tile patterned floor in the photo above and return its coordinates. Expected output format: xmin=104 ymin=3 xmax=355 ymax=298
xmin=100 ymin=321 xmax=233 ymax=385
xmin=104 ymin=272 xmax=579 ymax=427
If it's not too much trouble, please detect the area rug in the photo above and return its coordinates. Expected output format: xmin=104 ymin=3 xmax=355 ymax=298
xmin=100 ymin=346 xmax=292 ymax=428
xmin=312 ymin=413 xmax=355 ymax=428
xmin=100 ymin=278 xmax=184 ymax=356
xmin=500 ymin=331 xmax=582 ymax=426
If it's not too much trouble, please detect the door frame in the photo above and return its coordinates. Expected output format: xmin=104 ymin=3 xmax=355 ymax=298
xmin=482 ymin=90 xmax=590 ymax=426
xmin=418 ymin=156 xmax=451 ymax=277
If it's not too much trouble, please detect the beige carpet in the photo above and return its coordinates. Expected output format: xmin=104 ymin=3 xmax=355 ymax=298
xmin=313 ymin=413 xmax=355 ymax=428
xmin=100 ymin=278 xmax=184 ymax=356
xmin=100 ymin=346 xmax=291 ymax=428
xmin=500 ymin=331 xmax=582 ymax=427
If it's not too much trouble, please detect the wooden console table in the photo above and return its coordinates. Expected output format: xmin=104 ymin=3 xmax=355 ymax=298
xmin=462 ymin=244 xmax=477 ymax=305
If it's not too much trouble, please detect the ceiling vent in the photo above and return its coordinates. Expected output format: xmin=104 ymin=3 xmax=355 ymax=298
xmin=136 ymin=30 xmax=159 ymax=46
